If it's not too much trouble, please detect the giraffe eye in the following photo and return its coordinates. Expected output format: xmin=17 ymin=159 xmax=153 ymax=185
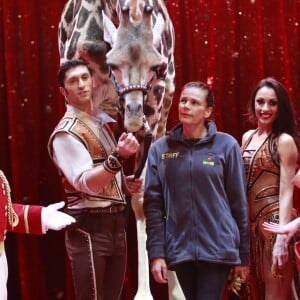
xmin=152 ymin=63 xmax=167 ymax=79
xmin=108 ymin=64 xmax=123 ymax=85
xmin=108 ymin=63 xmax=118 ymax=71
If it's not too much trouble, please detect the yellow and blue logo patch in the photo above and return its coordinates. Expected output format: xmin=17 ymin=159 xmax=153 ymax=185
xmin=202 ymin=152 xmax=215 ymax=166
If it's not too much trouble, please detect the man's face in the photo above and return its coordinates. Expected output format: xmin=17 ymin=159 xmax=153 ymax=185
xmin=60 ymin=65 xmax=93 ymax=110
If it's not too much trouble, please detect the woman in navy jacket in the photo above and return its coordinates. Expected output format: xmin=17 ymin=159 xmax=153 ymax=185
xmin=144 ymin=81 xmax=250 ymax=300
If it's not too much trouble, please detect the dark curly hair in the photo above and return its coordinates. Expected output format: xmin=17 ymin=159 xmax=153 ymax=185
xmin=57 ymin=59 xmax=93 ymax=88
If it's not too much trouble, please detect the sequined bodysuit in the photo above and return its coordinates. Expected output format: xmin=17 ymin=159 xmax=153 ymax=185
xmin=242 ymin=133 xmax=280 ymax=223
xmin=241 ymin=132 xmax=280 ymax=299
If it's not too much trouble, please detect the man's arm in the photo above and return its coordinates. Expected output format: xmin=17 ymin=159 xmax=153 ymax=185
xmin=52 ymin=132 xmax=139 ymax=195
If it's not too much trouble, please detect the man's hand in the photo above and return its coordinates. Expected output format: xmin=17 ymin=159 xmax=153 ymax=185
xmin=116 ymin=132 xmax=140 ymax=158
xmin=126 ymin=175 xmax=143 ymax=195
xmin=41 ymin=201 xmax=75 ymax=232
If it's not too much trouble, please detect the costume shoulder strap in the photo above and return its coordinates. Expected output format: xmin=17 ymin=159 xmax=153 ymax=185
xmin=242 ymin=129 xmax=257 ymax=150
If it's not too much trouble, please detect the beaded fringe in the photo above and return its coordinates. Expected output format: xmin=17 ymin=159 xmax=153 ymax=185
xmin=0 ymin=170 xmax=19 ymax=228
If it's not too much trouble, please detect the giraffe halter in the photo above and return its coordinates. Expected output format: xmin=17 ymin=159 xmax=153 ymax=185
xmin=108 ymin=65 xmax=155 ymax=98
xmin=108 ymin=65 xmax=155 ymax=179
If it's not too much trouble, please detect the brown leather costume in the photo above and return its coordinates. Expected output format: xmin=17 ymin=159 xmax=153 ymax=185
xmin=48 ymin=111 xmax=130 ymax=208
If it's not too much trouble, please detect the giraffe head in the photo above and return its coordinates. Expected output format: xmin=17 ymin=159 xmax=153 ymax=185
xmin=103 ymin=4 xmax=167 ymax=132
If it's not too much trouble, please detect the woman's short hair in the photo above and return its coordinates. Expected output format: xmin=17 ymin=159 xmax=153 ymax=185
xmin=182 ymin=81 xmax=215 ymax=108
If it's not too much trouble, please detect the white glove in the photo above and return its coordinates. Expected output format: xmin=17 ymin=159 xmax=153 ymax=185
xmin=41 ymin=201 xmax=75 ymax=232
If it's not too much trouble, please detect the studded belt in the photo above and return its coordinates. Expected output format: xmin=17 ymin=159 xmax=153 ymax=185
xmin=81 ymin=204 xmax=126 ymax=215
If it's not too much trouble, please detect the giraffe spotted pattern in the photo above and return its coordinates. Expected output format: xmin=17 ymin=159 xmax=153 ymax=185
xmin=59 ymin=0 xmax=175 ymax=140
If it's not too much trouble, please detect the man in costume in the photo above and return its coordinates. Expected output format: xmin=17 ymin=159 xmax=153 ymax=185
xmin=48 ymin=59 xmax=142 ymax=300
xmin=0 ymin=169 xmax=75 ymax=300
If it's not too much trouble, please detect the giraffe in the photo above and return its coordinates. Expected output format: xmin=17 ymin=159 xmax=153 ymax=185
xmin=58 ymin=1 xmax=184 ymax=299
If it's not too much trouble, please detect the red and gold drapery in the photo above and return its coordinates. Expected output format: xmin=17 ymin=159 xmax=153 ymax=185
xmin=0 ymin=1 xmax=299 ymax=299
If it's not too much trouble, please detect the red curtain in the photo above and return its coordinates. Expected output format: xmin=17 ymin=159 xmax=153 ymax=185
xmin=0 ymin=0 xmax=299 ymax=299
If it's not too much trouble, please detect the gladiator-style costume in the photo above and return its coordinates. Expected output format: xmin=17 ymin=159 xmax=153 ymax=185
xmin=242 ymin=132 xmax=297 ymax=299
xmin=48 ymin=106 xmax=131 ymax=300
xmin=48 ymin=110 xmax=130 ymax=210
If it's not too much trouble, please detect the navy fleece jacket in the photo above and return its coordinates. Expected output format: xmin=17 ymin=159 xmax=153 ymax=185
xmin=144 ymin=121 xmax=250 ymax=269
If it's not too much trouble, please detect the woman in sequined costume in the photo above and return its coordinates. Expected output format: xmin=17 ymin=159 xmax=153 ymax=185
xmin=263 ymin=170 xmax=300 ymax=282
xmin=241 ymin=78 xmax=299 ymax=300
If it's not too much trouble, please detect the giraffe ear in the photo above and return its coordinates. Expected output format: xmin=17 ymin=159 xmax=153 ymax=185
xmin=152 ymin=13 xmax=165 ymax=48
xmin=102 ymin=11 xmax=117 ymax=46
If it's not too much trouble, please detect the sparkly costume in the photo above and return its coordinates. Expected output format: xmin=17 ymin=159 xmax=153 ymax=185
xmin=242 ymin=132 xmax=297 ymax=299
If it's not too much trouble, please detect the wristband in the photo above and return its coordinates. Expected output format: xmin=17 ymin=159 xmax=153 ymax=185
xmin=103 ymin=152 xmax=123 ymax=174
xmin=111 ymin=151 xmax=125 ymax=164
